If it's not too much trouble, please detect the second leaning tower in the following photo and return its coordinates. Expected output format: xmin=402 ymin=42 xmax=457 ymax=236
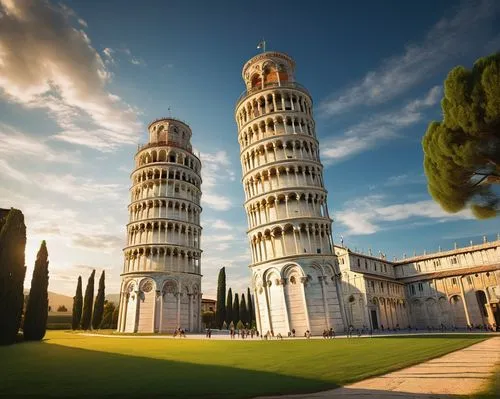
xmin=235 ymin=51 xmax=347 ymax=335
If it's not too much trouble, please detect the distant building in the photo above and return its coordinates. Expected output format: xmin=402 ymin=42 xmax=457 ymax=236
xmin=336 ymin=238 xmax=500 ymax=330
xmin=117 ymin=118 xmax=203 ymax=333
xmin=201 ymin=298 xmax=216 ymax=313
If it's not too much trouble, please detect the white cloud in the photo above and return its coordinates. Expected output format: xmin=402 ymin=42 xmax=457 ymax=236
xmin=35 ymin=174 xmax=128 ymax=202
xmin=102 ymin=47 xmax=115 ymax=64
xmin=319 ymin=0 xmax=500 ymax=115
xmin=0 ymin=159 xmax=30 ymax=183
xmin=199 ymin=150 xmax=235 ymax=211
xmin=0 ymin=1 xmax=141 ymax=151
xmin=206 ymin=219 xmax=233 ymax=230
xmin=336 ymin=195 xmax=474 ymax=236
xmin=322 ymin=86 xmax=441 ymax=163
xmin=0 ymin=124 xmax=79 ymax=163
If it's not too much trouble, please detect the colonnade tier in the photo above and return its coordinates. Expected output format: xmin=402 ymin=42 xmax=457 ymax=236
xmin=242 ymin=156 xmax=322 ymax=181
xmin=131 ymin=164 xmax=201 ymax=189
xmin=243 ymin=163 xmax=326 ymax=202
xmin=126 ymin=220 xmax=201 ymax=249
xmin=123 ymin=245 xmax=202 ymax=275
xmin=235 ymin=86 xmax=313 ymax=132
xmin=249 ymin=221 xmax=334 ymax=265
xmin=241 ymin=136 xmax=321 ymax=175
xmin=246 ymin=192 xmax=330 ymax=230
xmin=131 ymin=180 xmax=201 ymax=204
xmin=238 ymin=115 xmax=317 ymax=151
xmin=128 ymin=199 xmax=201 ymax=224
xmin=135 ymin=145 xmax=201 ymax=174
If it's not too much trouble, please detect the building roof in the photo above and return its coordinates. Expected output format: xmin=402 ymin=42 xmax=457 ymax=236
xmin=398 ymin=263 xmax=500 ymax=283
xmin=394 ymin=239 xmax=500 ymax=265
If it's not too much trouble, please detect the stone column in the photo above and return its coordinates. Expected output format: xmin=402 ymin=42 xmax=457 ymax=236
xmin=459 ymin=277 xmax=472 ymax=326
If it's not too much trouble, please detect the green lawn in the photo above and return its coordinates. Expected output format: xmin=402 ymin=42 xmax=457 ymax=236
xmin=2 ymin=332 xmax=489 ymax=398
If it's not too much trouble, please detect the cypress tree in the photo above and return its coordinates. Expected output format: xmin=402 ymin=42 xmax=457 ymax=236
xmin=80 ymin=270 xmax=95 ymax=330
xmin=240 ymin=293 xmax=248 ymax=326
xmin=215 ymin=267 xmax=226 ymax=328
xmin=91 ymin=270 xmax=105 ymax=330
xmin=233 ymin=293 xmax=240 ymax=324
xmin=225 ymin=287 xmax=233 ymax=326
xmin=247 ymin=287 xmax=254 ymax=324
xmin=23 ymin=241 xmax=49 ymax=341
xmin=0 ymin=209 xmax=27 ymax=345
xmin=72 ymin=276 xmax=83 ymax=330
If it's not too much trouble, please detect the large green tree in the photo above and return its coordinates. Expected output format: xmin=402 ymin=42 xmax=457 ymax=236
xmin=422 ymin=52 xmax=500 ymax=218
xmin=72 ymin=276 xmax=83 ymax=330
xmin=215 ymin=267 xmax=226 ymax=328
xmin=233 ymin=293 xmax=240 ymax=325
xmin=225 ymin=287 xmax=233 ymax=325
xmin=92 ymin=271 xmax=105 ymax=330
xmin=240 ymin=293 xmax=248 ymax=326
xmin=80 ymin=270 xmax=95 ymax=330
xmin=0 ymin=209 xmax=27 ymax=345
xmin=23 ymin=241 xmax=49 ymax=341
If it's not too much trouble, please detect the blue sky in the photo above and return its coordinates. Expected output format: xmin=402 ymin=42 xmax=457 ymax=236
xmin=0 ymin=0 xmax=499 ymax=298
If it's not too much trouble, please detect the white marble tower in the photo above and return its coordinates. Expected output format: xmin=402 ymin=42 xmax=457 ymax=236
xmin=235 ymin=51 xmax=347 ymax=335
xmin=117 ymin=118 xmax=203 ymax=333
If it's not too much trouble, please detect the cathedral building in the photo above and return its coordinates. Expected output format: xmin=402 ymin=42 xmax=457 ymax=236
xmin=235 ymin=51 xmax=346 ymax=336
xmin=336 ymin=237 xmax=500 ymax=330
xmin=117 ymin=118 xmax=203 ymax=333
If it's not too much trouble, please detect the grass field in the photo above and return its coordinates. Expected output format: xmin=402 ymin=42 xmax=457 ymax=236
xmin=1 ymin=332 xmax=489 ymax=398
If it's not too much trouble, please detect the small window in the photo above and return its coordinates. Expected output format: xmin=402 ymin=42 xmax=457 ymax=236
xmin=416 ymin=264 xmax=421 ymax=272
xmin=452 ymin=278 xmax=457 ymax=286
xmin=410 ymin=285 xmax=416 ymax=295
xmin=380 ymin=282 xmax=384 ymax=292
xmin=357 ymin=259 xmax=360 ymax=267
xmin=370 ymin=281 xmax=375 ymax=290
xmin=451 ymin=257 xmax=458 ymax=265
xmin=374 ymin=263 xmax=377 ymax=272
xmin=466 ymin=276 xmax=473 ymax=285
xmin=365 ymin=260 xmax=368 ymax=269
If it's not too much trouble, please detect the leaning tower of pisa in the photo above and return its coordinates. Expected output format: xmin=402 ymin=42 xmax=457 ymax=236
xmin=235 ymin=51 xmax=347 ymax=335
xmin=117 ymin=118 xmax=202 ymax=333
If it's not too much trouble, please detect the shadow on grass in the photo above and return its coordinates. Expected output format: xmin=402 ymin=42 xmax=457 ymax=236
xmin=3 ymin=341 xmax=335 ymax=398
xmin=2 ymin=336 xmax=492 ymax=399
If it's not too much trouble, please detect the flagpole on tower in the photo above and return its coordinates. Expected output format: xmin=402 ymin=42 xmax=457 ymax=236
xmin=257 ymin=39 xmax=266 ymax=53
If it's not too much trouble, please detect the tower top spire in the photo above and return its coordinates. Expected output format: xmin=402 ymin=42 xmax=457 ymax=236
xmin=241 ymin=51 xmax=295 ymax=91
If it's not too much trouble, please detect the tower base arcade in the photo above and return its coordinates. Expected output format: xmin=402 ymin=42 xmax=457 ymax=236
xmin=117 ymin=272 xmax=202 ymax=333
xmin=252 ymin=255 xmax=347 ymax=336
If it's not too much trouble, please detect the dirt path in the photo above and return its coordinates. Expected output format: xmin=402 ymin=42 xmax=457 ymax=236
xmin=254 ymin=337 xmax=500 ymax=399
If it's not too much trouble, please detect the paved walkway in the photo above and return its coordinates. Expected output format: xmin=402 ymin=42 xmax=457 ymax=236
xmin=81 ymin=331 xmax=500 ymax=340
xmin=254 ymin=337 xmax=500 ymax=399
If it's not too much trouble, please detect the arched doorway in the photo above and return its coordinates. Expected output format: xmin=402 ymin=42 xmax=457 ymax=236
xmin=450 ymin=295 xmax=467 ymax=328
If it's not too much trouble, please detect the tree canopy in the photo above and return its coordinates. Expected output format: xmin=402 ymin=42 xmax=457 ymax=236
xmin=23 ymin=241 xmax=49 ymax=341
xmin=215 ymin=267 xmax=226 ymax=329
xmin=72 ymin=276 xmax=83 ymax=330
xmin=422 ymin=52 xmax=500 ymax=218
xmin=0 ymin=209 xmax=27 ymax=345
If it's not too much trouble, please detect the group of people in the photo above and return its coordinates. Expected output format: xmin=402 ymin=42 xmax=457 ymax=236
xmin=229 ymin=327 xmax=259 ymax=339
xmin=173 ymin=328 xmax=187 ymax=338
xmin=322 ymin=328 xmax=336 ymax=338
